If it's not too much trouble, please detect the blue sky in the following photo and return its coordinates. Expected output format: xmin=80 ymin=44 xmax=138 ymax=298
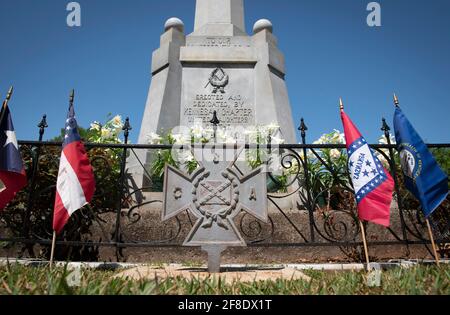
xmin=1 ymin=0 xmax=449 ymax=143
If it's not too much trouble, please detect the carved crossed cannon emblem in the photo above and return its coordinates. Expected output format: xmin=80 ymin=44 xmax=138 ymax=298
xmin=162 ymin=145 xmax=268 ymax=272
xmin=205 ymin=68 xmax=229 ymax=94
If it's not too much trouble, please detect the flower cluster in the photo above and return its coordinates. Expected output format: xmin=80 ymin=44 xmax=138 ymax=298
xmin=147 ymin=123 xmax=284 ymax=146
xmin=89 ymin=115 xmax=124 ymax=144
xmin=148 ymin=123 xmax=286 ymax=178
xmin=312 ymin=129 xmax=346 ymax=160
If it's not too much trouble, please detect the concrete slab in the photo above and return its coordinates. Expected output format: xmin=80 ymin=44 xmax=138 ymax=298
xmin=113 ymin=265 xmax=311 ymax=285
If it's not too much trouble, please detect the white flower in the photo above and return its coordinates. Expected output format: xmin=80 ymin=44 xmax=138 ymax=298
xmin=244 ymin=126 xmax=258 ymax=135
xmin=225 ymin=136 xmax=237 ymax=144
xmin=244 ymin=126 xmax=259 ymax=143
xmin=270 ymin=135 xmax=285 ymax=145
xmin=211 ymin=128 xmax=237 ymax=144
xmin=172 ymin=133 xmax=191 ymax=144
xmin=216 ymin=128 xmax=227 ymax=143
xmin=203 ymin=128 xmax=215 ymax=141
xmin=147 ymin=132 xmax=162 ymax=144
xmin=191 ymin=125 xmax=204 ymax=140
xmin=266 ymin=122 xmax=280 ymax=133
xmin=330 ymin=130 xmax=345 ymax=144
xmin=268 ymin=158 xmax=284 ymax=176
xmin=330 ymin=149 xmax=341 ymax=159
xmin=377 ymin=154 xmax=390 ymax=168
xmin=111 ymin=115 xmax=123 ymax=129
xmin=313 ymin=135 xmax=327 ymax=145
xmin=176 ymin=150 xmax=194 ymax=164
xmin=90 ymin=122 xmax=101 ymax=131
xmin=378 ymin=134 xmax=396 ymax=145
xmin=101 ymin=128 xmax=112 ymax=139
xmin=339 ymin=133 xmax=346 ymax=144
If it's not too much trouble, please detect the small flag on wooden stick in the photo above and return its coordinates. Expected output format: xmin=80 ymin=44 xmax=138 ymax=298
xmin=50 ymin=90 xmax=95 ymax=267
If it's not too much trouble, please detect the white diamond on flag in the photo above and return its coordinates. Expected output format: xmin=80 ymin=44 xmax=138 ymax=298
xmin=348 ymin=138 xmax=384 ymax=199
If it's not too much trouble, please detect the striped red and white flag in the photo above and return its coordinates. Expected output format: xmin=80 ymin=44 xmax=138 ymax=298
xmin=53 ymin=101 xmax=95 ymax=234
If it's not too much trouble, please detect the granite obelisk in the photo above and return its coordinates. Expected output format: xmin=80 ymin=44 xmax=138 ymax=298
xmin=128 ymin=0 xmax=297 ymax=188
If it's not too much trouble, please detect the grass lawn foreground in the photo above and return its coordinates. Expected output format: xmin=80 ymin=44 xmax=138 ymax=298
xmin=0 ymin=264 xmax=448 ymax=295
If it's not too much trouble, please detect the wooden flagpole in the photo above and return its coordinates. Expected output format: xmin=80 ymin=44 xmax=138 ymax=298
xmin=359 ymin=221 xmax=371 ymax=271
xmin=425 ymin=219 xmax=440 ymax=266
xmin=340 ymin=98 xmax=371 ymax=271
xmin=49 ymin=231 xmax=57 ymax=269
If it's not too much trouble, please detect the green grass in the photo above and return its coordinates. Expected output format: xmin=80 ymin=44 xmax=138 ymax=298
xmin=0 ymin=264 xmax=448 ymax=295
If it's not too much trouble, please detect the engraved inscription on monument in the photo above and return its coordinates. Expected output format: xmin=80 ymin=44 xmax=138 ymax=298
xmin=181 ymin=66 xmax=255 ymax=126
xmin=186 ymin=36 xmax=252 ymax=48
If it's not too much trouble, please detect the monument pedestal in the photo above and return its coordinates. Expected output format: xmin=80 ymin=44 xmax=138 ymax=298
xmin=127 ymin=0 xmax=298 ymax=189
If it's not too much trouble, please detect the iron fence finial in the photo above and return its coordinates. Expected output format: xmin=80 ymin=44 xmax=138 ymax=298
xmin=123 ymin=117 xmax=132 ymax=131
xmin=38 ymin=114 xmax=48 ymax=141
xmin=210 ymin=110 xmax=220 ymax=126
xmin=298 ymin=117 xmax=308 ymax=143
xmin=381 ymin=117 xmax=391 ymax=137
xmin=122 ymin=117 xmax=132 ymax=143
xmin=298 ymin=118 xmax=308 ymax=132
xmin=210 ymin=111 xmax=220 ymax=143
xmin=38 ymin=114 xmax=48 ymax=129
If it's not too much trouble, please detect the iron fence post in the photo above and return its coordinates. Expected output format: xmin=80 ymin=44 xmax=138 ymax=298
xmin=22 ymin=115 xmax=48 ymax=256
xmin=210 ymin=111 xmax=220 ymax=143
xmin=381 ymin=118 xmax=410 ymax=254
xmin=299 ymin=118 xmax=315 ymax=242
xmin=114 ymin=117 xmax=132 ymax=260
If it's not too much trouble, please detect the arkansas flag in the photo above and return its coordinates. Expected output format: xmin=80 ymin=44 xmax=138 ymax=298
xmin=53 ymin=102 xmax=95 ymax=234
xmin=0 ymin=106 xmax=27 ymax=210
xmin=341 ymin=108 xmax=394 ymax=227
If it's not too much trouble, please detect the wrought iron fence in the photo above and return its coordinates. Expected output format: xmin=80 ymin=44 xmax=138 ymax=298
xmin=0 ymin=115 xmax=449 ymax=261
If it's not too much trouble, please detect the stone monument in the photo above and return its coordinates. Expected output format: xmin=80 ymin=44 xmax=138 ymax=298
xmin=128 ymin=0 xmax=297 ymax=188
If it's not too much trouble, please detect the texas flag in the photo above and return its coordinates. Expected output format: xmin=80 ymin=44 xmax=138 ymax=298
xmin=341 ymin=108 xmax=394 ymax=227
xmin=53 ymin=101 xmax=95 ymax=234
xmin=0 ymin=106 xmax=27 ymax=210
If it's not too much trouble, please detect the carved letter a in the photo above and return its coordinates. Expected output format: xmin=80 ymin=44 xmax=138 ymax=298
xmin=249 ymin=188 xmax=257 ymax=201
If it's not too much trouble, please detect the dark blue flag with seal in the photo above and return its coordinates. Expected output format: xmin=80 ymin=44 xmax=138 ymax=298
xmin=393 ymin=106 xmax=448 ymax=217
